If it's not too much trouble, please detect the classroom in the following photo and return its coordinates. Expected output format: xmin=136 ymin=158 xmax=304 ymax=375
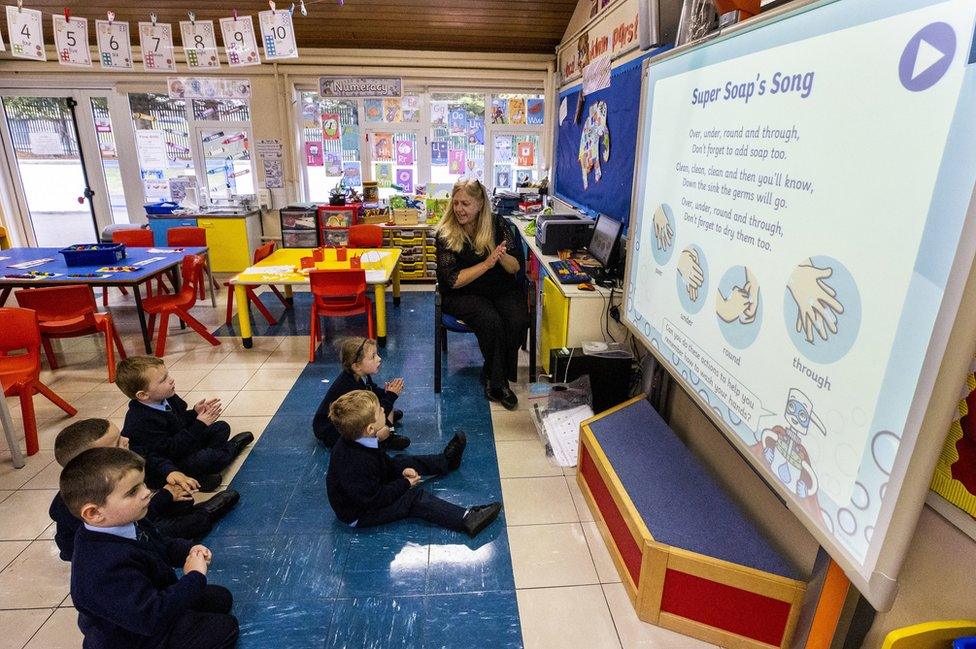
xmin=0 ymin=0 xmax=974 ymax=647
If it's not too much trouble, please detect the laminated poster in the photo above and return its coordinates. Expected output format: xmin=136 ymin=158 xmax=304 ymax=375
xmin=527 ymin=98 xmax=544 ymax=125
xmin=448 ymin=106 xmax=467 ymax=134
xmin=139 ymin=22 xmax=176 ymax=72
xmin=401 ymin=95 xmax=420 ymax=122
xmin=491 ymin=98 xmax=507 ymax=124
xmin=219 ymin=15 xmax=261 ymax=67
xmin=29 ymin=132 xmax=63 ymax=156
xmin=305 ymin=141 xmax=323 ymax=166
xmin=431 ymin=140 xmax=448 ymax=166
xmin=258 ymin=10 xmax=298 ymax=59
xmin=7 ymin=6 xmax=46 ymax=60
xmin=179 ymin=20 xmax=220 ymax=69
xmin=342 ymin=161 xmax=363 ymax=187
xmin=144 ymin=180 xmax=170 ymax=201
xmin=467 ymin=118 xmax=484 ymax=146
xmin=324 ymin=152 xmax=342 ymax=176
xmin=375 ymin=162 xmax=393 ymax=188
xmin=448 ymin=149 xmax=466 ymax=175
xmin=373 ymin=133 xmax=393 ymax=161
xmin=322 ymin=113 xmax=341 ymax=140
xmin=396 ymin=168 xmax=414 ymax=193
xmin=431 ymin=103 xmax=448 ymax=125
xmin=96 ymin=19 xmax=133 ymax=70
xmin=364 ymin=99 xmax=383 ymax=123
xmin=517 ymin=141 xmax=535 ymax=167
xmin=395 ymin=139 xmax=414 ymax=165
xmin=263 ymin=159 xmax=283 ymax=188
xmin=508 ymin=98 xmax=527 ymax=125
xmin=52 ymin=15 xmax=91 ymax=67
xmin=302 ymin=102 xmax=321 ymax=129
xmin=383 ymin=98 xmax=402 ymax=123
xmin=135 ymin=130 xmax=168 ymax=170
xmin=495 ymin=166 xmax=512 ymax=189
xmin=494 ymin=135 xmax=513 ymax=163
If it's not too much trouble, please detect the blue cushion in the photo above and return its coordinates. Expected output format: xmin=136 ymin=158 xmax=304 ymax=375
xmin=588 ymin=398 xmax=805 ymax=580
xmin=441 ymin=313 xmax=472 ymax=333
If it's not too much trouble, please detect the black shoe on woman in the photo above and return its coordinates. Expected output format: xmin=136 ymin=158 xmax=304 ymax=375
xmin=486 ymin=385 xmax=518 ymax=411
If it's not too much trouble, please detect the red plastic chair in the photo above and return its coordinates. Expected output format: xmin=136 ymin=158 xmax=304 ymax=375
xmin=224 ymin=241 xmax=288 ymax=326
xmin=102 ymin=229 xmax=170 ymax=306
xmin=0 ymin=307 xmax=78 ymax=456
xmin=15 ymin=285 xmax=127 ymax=383
xmin=309 ymin=269 xmax=374 ymax=362
xmin=348 ymin=224 xmax=383 ymax=248
xmin=167 ymin=226 xmax=220 ymax=298
xmin=142 ymin=255 xmax=221 ymax=357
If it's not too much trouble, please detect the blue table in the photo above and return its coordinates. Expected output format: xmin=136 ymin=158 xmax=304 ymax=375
xmin=0 ymin=246 xmax=213 ymax=354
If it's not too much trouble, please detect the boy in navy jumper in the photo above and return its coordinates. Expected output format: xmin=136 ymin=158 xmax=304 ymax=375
xmin=326 ymin=390 xmax=501 ymax=536
xmin=313 ymin=336 xmax=410 ymax=450
xmin=63 ymin=446 xmax=238 ymax=649
xmin=117 ymin=356 xmax=253 ymax=491
xmin=49 ymin=419 xmax=239 ymax=561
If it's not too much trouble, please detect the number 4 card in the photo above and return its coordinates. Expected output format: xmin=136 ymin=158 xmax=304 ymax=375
xmin=258 ymin=10 xmax=298 ymax=60
xmin=219 ymin=15 xmax=260 ymax=67
xmin=96 ymin=20 xmax=132 ymax=70
xmin=52 ymin=15 xmax=91 ymax=67
xmin=179 ymin=20 xmax=221 ymax=69
xmin=139 ymin=22 xmax=176 ymax=72
xmin=6 ymin=6 xmax=46 ymax=61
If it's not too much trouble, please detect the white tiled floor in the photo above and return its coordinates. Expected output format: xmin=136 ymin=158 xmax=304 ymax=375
xmin=0 ymin=282 xmax=714 ymax=648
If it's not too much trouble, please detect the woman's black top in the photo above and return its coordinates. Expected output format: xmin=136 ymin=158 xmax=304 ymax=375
xmin=435 ymin=216 xmax=524 ymax=296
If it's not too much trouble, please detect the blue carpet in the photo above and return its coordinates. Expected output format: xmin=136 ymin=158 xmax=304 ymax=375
xmin=206 ymin=290 xmax=522 ymax=648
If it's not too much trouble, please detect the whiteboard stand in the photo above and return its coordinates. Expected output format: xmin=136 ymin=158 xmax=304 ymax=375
xmin=0 ymin=393 xmax=25 ymax=469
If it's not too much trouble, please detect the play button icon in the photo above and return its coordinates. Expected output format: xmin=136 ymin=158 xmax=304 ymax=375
xmin=899 ymin=22 xmax=956 ymax=92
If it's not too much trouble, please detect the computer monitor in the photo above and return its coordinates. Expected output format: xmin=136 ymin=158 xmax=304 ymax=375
xmin=587 ymin=214 xmax=623 ymax=271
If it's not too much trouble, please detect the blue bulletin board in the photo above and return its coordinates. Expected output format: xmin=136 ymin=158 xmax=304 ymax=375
xmin=555 ymin=53 xmax=660 ymax=223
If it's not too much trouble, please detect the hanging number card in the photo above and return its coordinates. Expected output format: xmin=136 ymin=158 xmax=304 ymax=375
xmin=6 ymin=7 xmax=46 ymax=61
xmin=139 ymin=22 xmax=176 ymax=72
xmin=96 ymin=20 xmax=133 ymax=70
xmin=179 ymin=20 xmax=220 ymax=69
xmin=219 ymin=16 xmax=260 ymax=67
xmin=52 ymin=15 xmax=91 ymax=67
xmin=258 ymin=10 xmax=298 ymax=60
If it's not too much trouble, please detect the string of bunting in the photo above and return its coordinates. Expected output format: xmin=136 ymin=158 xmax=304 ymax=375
xmin=0 ymin=0 xmax=335 ymax=70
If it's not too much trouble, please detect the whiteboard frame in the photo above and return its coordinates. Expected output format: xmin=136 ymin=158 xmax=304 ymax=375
xmin=621 ymin=0 xmax=976 ymax=610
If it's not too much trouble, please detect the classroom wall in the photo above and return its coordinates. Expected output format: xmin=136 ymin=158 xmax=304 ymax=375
xmin=557 ymin=0 xmax=976 ymax=645
xmin=0 ymin=47 xmax=551 ymax=242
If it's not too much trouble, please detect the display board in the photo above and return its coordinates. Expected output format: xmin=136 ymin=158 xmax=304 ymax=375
xmin=623 ymin=0 xmax=976 ymax=609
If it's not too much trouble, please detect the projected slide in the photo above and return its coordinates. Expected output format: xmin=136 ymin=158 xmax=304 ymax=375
xmin=625 ymin=0 xmax=976 ymax=584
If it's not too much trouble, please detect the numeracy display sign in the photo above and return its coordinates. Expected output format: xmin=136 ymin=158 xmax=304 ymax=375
xmin=624 ymin=0 xmax=976 ymax=607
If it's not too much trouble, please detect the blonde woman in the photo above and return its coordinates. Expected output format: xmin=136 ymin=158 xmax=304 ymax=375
xmin=435 ymin=179 xmax=529 ymax=410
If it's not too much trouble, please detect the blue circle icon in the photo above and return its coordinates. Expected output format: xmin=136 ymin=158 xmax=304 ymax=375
xmin=899 ymin=22 xmax=956 ymax=92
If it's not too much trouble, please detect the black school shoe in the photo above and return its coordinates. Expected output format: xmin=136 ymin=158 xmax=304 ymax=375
xmin=443 ymin=432 xmax=467 ymax=471
xmin=463 ymin=502 xmax=502 ymax=538
xmin=197 ymin=473 xmax=223 ymax=492
xmin=228 ymin=432 xmax=254 ymax=457
xmin=485 ymin=385 xmax=518 ymax=410
xmin=380 ymin=431 xmax=411 ymax=451
xmin=198 ymin=489 xmax=240 ymax=521
xmin=390 ymin=409 xmax=404 ymax=424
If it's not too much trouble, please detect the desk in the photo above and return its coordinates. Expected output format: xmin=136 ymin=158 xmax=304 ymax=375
xmin=508 ymin=218 xmax=625 ymax=372
xmin=0 ymin=246 xmax=212 ymax=354
xmin=229 ymin=247 xmax=401 ymax=348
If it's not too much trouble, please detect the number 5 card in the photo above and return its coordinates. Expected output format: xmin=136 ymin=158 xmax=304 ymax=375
xmin=259 ymin=10 xmax=298 ymax=60
xmin=139 ymin=22 xmax=176 ymax=72
xmin=52 ymin=14 xmax=91 ymax=67
xmin=219 ymin=15 xmax=260 ymax=67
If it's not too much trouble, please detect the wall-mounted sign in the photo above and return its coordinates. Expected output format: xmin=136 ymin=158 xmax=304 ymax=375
xmin=558 ymin=0 xmax=640 ymax=84
xmin=168 ymin=77 xmax=251 ymax=100
xmin=319 ymin=77 xmax=402 ymax=99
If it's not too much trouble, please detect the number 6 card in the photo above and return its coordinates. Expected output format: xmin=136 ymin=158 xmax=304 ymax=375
xmin=179 ymin=20 xmax=221 ymax=69
xmin=259 ymin=10 xmax=298 ymax=60
xmin=96 ymin=19 xmax=133 ymax=70
xmin=52 ymin=14 xmax=91 ymax=67
xmin=139 ymin=22 xmax=176 ymax=72
xmin=219 ymin=15 xmax=260 ymax=67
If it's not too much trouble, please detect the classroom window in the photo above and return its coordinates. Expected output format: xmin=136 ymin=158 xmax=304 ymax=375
xmin=299 ymin=92 xmax=362 ymax=202
xmin=192 ymin=98 xmax=250 ymax=121
xmin=129 ymin=93 xmax=195 ymax=202
xmin=428 ymin=92 xmax=485 ymax=197
xmin=493 ymin=134 xmax=540 ymax=190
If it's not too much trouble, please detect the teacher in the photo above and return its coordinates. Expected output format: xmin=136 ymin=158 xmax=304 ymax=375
xmin=435 ymin=179 xmax=529 ymax=410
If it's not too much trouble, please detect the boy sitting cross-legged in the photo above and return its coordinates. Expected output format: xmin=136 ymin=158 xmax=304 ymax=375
xmin=117 ymin=356 xmax=253 ymax=492
xmin=326 ymin=389 xmax=501 ymax=537
xmin=49 ymin=418 xmax=239 ymax=562
xmin=64 ymin=446 xmax=238 ymax=649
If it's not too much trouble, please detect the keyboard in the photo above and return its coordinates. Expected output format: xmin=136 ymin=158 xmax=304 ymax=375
xmin=549 ymin=259 xmax=591 ymax=284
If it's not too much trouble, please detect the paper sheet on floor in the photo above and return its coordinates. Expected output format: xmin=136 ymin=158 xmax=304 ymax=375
xmin=540 ymin=404 xmax=592 ymax=467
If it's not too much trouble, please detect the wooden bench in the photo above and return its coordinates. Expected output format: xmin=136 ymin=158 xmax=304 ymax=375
xmin=578 ymin=396 xmax=808 ymax=648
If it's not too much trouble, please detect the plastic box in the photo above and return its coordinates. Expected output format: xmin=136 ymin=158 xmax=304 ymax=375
xmin=59 ymin=243 xmax=126 ymax=267
xmin=144 ymin=202 xmax=181 ymax=215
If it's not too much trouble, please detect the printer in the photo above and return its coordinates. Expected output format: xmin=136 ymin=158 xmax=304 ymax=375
xmin=534 ymin=212 xmax=594 ymax=255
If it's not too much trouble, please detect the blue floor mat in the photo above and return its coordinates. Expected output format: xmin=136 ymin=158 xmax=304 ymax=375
xmin=205 ymin=290 xmax=523 ymax=648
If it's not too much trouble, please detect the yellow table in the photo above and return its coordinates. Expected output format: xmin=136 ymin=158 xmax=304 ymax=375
xmin=229 ymin=247 xmax=402 ymax=348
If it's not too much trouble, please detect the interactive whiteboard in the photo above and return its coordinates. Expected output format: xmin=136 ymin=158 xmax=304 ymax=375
xmin=623 ymin=0 xmax=976 ymax=609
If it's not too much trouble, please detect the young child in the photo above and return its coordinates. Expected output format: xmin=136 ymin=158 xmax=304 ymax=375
xmin=63 ymin=446 xmax=239 ymax=649
xmin=49 ymin=418 xmax=239 ymax=562
xmin=313 ymin=336 xmax=410 ymax=450
xmin=117 ymin=356 xmax=254 ymax=491
xmin=326 ymin=390 xmax=501 ymax=537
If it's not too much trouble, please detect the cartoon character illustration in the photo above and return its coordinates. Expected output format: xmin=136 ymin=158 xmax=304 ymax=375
xmin=578 ymin=101 xmax=610 ymax=190
xmin=759 ymin=388 xmax=826 ymax=498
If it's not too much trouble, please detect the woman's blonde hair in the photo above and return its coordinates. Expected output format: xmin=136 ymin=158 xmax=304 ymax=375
xmin=435 ymin=178 xmax=494 ymax=256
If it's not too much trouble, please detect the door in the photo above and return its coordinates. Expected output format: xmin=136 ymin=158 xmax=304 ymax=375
xmin=0 ymin=92 xmax=124 ymax=246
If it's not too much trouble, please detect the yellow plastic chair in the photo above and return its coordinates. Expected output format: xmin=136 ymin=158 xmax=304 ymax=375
xmin=881 ymin=621 xmax=976 ymax=649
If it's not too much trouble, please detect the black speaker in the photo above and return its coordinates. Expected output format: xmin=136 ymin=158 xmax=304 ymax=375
xmin=549 ymin=347 xmax=633 ymax=414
